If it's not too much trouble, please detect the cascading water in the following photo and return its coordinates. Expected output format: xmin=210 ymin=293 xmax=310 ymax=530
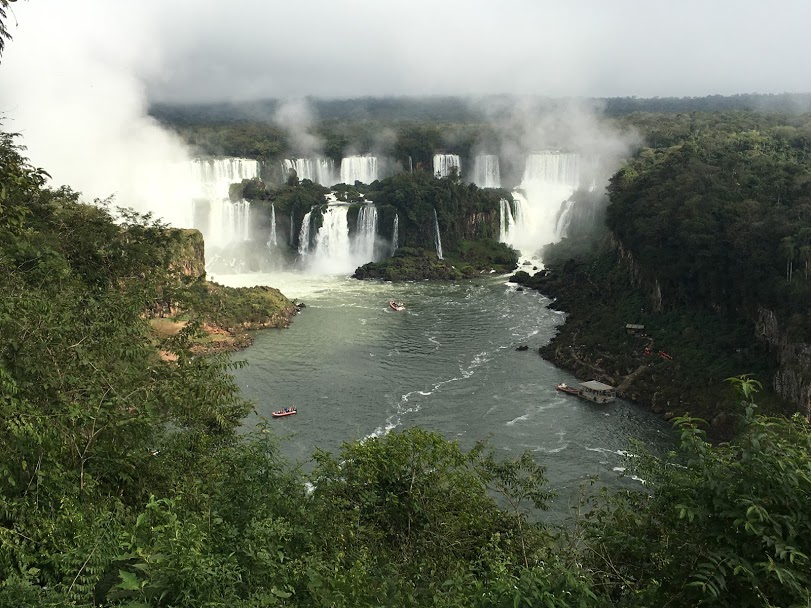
xmin=433 ymin=209 xmax=444 ymax=260
xmin=353 ymin=204 xmax=378 ymax=263
xmin=499 ymin=198 xmax=516 ymax=243
xmin=506 ymin=152 xmax=580 ymax=253
xmin=267 ymin=203 xmax=278 ymax=248
xmin=312 ymin=206 xmax=351 ymax=272
xmin=298 ymin=203 xmax=383 ymax=274
xmin=340 ymin=156 xmax=378 ymax=185
xmin=554 ymin=199 xmax=576 ymax=238
xmin=433 ymin=154 xmax=461 ymax=178
xmin=190 ymin=157 xmax=258 ymax=248
xmin=472 ymin=155 xmax=501 ymax=188
xmin=391 ymin=214 xmax=399 ymax=255
xmin=282 ymin=158 xmax=336 ymax=186
xmin=298 ymin=210 xmax=313 ymax=256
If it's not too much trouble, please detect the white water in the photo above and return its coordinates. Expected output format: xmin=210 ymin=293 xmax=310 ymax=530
xmin=298 ymin=210 xmax=313 ymax=256
xmin=298 ymin=204 xmax=384 ymax=274
xmin=472 ymin=154 xmax=501 ymax=188
xmin=311 ymin=206 xmax=352 ymax=273
xmin=353 ymin=204 xmax=378 ymax=262
xmin=392 ymin=214 xmax=399 ymax=255
xmin=504 ymin=152 xmax=580 ymax=254
xmin=499 ymin=198 xmax=516 ymax=243
xmin=340 ymin=155 xmax=378 ymax=185
xmin=433 ymin=208 xmax=444 ymax=260
xmin=283 ymin=158 xmax=336 ymax=186
xmin=267 ymin=203 xmax=278 ymax=248
xmin=433 ymin=154 xmax=461 ymax=178
xmin=555 ymin=199 xmax=576 ymax=238
xmin=190 ymin=157 xmax=259 ymax=247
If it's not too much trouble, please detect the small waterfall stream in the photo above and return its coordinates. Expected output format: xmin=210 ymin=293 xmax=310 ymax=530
xmin=298 ymin=210 xmax=313 ymax=256
xmin=433 ymin=209 xmax=444 ymax=260
xmin=267 ymin=203 xmax=278 ymax=248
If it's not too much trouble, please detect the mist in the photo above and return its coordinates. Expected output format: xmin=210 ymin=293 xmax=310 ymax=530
xmin=0 ymin=1 xmax=196 ymax=226
xmin=273 ymin=99 xmax=323 ymax=157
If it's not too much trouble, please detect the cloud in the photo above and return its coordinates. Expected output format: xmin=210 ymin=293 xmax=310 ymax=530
xmin=145 ymin=0 xmax=811 ymax=101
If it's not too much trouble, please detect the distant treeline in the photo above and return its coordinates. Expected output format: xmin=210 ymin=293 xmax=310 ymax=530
xmin=150 ymin=92 xmax=811 ymax=126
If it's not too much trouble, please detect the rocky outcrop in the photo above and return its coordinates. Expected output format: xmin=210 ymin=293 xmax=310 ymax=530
xmin=168 ymin=228 xmax=206 ymax=280
xmin=608 ymin=233 xmax=663 ymax=312
xmin=756 ymin=308 xmax=811 ymax=417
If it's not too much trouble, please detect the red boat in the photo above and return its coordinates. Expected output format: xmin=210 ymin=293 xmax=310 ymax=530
xmin=389 ymin=300 xmax=405 ymax=312
xmin=271 ymin=406 xmax=297 ymax=418
xmin=556 ymin=383 xmax=580 ymax=396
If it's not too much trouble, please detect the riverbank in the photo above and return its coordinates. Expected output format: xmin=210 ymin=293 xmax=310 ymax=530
xmin=512 ymin=249 xmax=783 ymax=440
xmin=151 ymin=281 xmax=299 ymax=356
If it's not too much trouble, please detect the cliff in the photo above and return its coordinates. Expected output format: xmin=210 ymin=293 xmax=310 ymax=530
xmin=756 ymin=308 xmax=811 ymax=417
xmin=515 ymin=237 xmax=784 ymax=440
xmin=167 ymin=228 xmax=206 ymax=281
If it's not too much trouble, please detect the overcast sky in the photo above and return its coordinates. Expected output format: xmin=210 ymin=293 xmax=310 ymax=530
xmin=3 ymin=0 xmax=811 ymax=102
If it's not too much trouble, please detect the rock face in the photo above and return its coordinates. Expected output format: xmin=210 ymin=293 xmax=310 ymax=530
xmin=168 ymin=229 xmax=206 ymax=280
xmin=756 ymin=308 xmax=811 ymax=417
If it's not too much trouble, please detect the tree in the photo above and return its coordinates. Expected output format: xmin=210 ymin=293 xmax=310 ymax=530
xmin=0 ymin=0 xmax=18 ymax=60
xmin=583 ymin=376 xmax=811 ymax=607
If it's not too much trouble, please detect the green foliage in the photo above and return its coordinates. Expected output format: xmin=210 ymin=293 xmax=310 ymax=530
xmin=607 ymin=121 xmax=811 ymax=337
xmin=582 ymin=376 xmax=811 ymax=607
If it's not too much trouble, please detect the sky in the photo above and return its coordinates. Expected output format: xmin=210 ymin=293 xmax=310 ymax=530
xmin=2 ymin=0 xmax=810 ymax=103
xmin=0 ymin=0 xmax=808 ymax=224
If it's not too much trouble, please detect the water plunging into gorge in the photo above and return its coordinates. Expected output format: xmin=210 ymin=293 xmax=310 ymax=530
xmin=190 ymin=158 xmax=258 ymax=247
xmin=340 ymin=155 xmax=378 ymax=184
xmin=501 ymin=152 xmax=580 ymax=255
xmin=472 ymin=154 xmax=501 ymax=188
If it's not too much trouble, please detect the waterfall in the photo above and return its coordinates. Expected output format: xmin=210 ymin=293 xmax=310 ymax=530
xmin=433 ymin=154 xmax=461 ymax=178
xmin=282 ymin=158 xmax=336 ymax=186
xmin=267 ymin=203 xmax=278 ymax=248
xmin=297 ymin=203 xmax=382 ymax=273
xmin=340 ymin=155 xmax=378 ymax=184
xmin=190 ymin=157 xmax=259 ymax=247
xmin=554 ymin=199 xmax=576 ymax=238
xmin=507 ymin=151 xmax=580 ymax=253
xmin=315 ymin=158 xmax=337 ymax=186
xmin=392 ymin=214 xmax=399 ymax=254
xmin=298 ymin=210 xmax=313 ymax=256
xmin=283 ymin=158 xmax=312 ymax=182
xmin=499 ymin=198 xmax=515 ymax=243
xmin=314 ymin=206 xmax=351 ymax=265
xmin=353 ymin=204 xmax=378 ymax=263
xmin=472 ymin=155 xmax=501 ymax=188
xmin=433 ymin=209 xmax=444 ymax=260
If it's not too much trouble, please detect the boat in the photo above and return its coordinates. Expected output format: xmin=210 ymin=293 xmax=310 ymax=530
xmin=557 ymin=381 xmax=616 ymax=404
xmin=271 ymin=406 xmax=297 ymax=418
xmin=556 ymin=383 xmax=580 ymax=396
xmin=577 ymin=381 xmax=616 ymax=404
xmin=389 ymin=300 xmax=405 ymax=312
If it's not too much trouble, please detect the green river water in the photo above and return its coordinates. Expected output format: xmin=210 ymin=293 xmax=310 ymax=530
xmin=221 ymin=271 xmax=672 ymax=515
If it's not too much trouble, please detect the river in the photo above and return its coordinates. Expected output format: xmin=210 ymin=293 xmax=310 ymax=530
xmin=220 ymin=271 xmax=672 ymax=516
